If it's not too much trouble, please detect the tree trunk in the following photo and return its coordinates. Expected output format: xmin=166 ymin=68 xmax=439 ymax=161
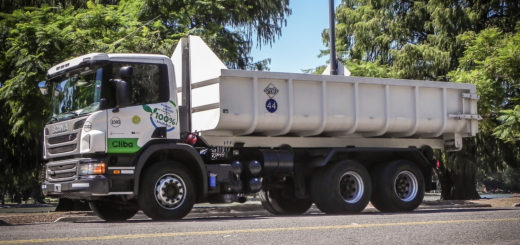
xmin=436 ymin=158 xmax=480 ymax=200
xmin=30 ymin=180 xmax=45 ymax=204
xmin=12 ymin=191 xmax=22 ymax=204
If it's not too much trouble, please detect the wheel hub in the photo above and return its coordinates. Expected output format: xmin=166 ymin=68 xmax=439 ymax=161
xmin=339 ymin=171 xmax=364 ymax=204
xmin=155 ymin=174 xmax=186 ymax=209
xmin=394 ymin=171 xmax=418 ymax=202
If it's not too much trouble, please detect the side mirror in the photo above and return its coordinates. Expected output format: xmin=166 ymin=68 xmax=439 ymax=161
xmin=38 ymin=81 xmax=48 ymax=95
xmin=110 ymin=66 xmax=133 ymax=109
xmin=114 ymin=79 xmax=131 ymax=108
xmin=120 ymin=66 xmax=133 ymax=81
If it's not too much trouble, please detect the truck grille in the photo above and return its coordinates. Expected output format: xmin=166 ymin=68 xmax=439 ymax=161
xmin=44 ymin=116 xmax=87 ymax=158
xmin=48 ymin=144 xmax=77 ymax=154
xmin=48 ymin=133 xmax=77 ymax=144
xmin=47 ymin=161 xmax=78 ymax=182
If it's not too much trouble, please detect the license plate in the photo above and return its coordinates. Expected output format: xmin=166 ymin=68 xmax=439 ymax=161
xmin=54 ymin=184 xmax=61 ymax=192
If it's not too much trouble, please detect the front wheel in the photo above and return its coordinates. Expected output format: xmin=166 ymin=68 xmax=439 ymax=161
xmin=370 ymin=160 xmax=425 ymax=212
xmin=259 ymin=179 xmax=313 ymax=215
xmin=311 ymin=160 xmax=372 ymax=214
xmin=89 ymin=200 xmax=138 ymax=221
xmin=138 ymin=162 xmax=195 ymax=220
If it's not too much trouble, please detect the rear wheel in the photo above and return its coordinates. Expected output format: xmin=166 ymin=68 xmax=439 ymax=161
xmin=89 ymin=200 xmax=138 ymax=221
xmin=138 ymin=162 xmax=195 ymax=220
xmin=371 ymin=160 xmax=425 ymax=212
xmin=311 ymin=160 xmax=372 ymax=214
xmin=259 ymin=179 xmax=313 ymax=215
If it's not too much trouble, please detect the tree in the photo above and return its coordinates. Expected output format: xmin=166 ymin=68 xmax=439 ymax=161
xmin=0 ymin=1 xmax=135 ymax=202
xmin=138 ymin=0 xmax=290 ymax=69
xmin=448 ymin=26 xmax=520 ymax=185
xmin=328 ymin=0 xmax=520 ymax=80
xmin=0 ymin=0 xmax=290 ymax=203
xmin=327 ymin=0 xmax=520 ymax=199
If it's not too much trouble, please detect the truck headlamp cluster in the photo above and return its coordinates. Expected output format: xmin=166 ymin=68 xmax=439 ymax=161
xmin=79 ymin=162 xmax=106 ymax=175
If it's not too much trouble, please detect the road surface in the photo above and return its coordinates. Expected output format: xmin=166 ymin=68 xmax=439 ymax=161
xmin=1 ymin=207 xmax=519 ymax=244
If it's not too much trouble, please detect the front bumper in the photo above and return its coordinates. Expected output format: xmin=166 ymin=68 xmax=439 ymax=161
xmin=43 ymin=157 xmax=136 ymax=200
xmin=43 ymin=176 xmax=109 ymax=199
xmin=43 ymin=157 xmax=110 ymax=200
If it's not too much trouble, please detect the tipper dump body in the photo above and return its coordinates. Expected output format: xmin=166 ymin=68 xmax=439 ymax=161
xmin=173 ymin=36 xmax=480 ymax=151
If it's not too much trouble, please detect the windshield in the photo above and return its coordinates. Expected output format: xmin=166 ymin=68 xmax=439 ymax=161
xmin=51 ymin=67 xmax=103 ymax=121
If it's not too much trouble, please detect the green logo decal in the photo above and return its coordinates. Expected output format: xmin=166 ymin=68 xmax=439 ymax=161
xmin=142 ymin=100 xmax=178 ymax=132
xmin=107 ymin=138 xmax=140 ymax=154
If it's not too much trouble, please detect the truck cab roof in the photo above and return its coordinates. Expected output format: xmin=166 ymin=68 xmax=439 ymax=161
xmin=47 ymin=53 xmax=171 ymax=78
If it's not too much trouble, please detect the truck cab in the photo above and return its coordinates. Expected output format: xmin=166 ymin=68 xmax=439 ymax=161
xmin=43 ymin=53 xmax=179 ymax=191
xmin=42 ymin=53 xmax=199 ymax=217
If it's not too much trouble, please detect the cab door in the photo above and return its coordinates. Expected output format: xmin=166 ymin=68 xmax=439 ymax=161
xmin=106 ymin=61 xmax=179 ymax=154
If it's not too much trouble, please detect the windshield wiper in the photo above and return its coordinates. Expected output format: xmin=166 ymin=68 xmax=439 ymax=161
xmin=49 ymin=111 xmax=78 ymax=123
xmin=62 ymin=111 xmax=79 ymax=117
xmin=63 ymin=111 xmax=79 ymax=116
xmin=52 ymin=111 xmax=79 ymax=121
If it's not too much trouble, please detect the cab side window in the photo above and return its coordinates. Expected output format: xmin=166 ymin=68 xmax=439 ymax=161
xmin=112 ymin=63 xmax=168 ymax=105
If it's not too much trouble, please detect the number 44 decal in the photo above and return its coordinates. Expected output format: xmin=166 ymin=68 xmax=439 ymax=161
xmin=266 ymin=99 xmax=278 ymax=113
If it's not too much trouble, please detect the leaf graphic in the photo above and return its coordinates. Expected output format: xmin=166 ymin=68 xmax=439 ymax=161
xmin=142 ymin=104 xmax=152 ymax=113
xmin=153 ymin=108 xmax=158 ymax=113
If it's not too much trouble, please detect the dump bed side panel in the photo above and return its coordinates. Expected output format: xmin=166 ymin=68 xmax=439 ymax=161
xmin=192 ymin=70 xmax=478 ymax=141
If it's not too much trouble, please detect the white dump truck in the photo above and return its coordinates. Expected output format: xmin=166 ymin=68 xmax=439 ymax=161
xmin=40 ymin=36 xmax=479 ymax=221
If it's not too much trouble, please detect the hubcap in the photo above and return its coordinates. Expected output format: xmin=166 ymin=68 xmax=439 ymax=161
xmin=339 ymin=171 xmax=364 ymax=204
xmin=394 ymin=171 xmax=418 ymax=202
xmin=155 ymin=174 xmax=186 ymax=210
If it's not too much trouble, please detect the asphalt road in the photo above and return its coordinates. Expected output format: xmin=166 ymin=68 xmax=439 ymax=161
xmin=1 ymin=207 xmax=519 ymax=245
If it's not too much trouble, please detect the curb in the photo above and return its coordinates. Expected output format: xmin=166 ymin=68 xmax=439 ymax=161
xmin=53 ymin=216 xmax=98 ymax=223
xmin=418 ymin=203 xmax=492 ymax=209
xmin=0 ymin=220 xmax=11 ymax=226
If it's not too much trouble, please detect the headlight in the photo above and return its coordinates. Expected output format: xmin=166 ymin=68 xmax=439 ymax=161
xmin=79 ymin=162 xmax=106 ymax=175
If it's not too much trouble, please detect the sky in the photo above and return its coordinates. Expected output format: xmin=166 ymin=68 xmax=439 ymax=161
xmin=250 ymin=0 xmax=341 ymax=73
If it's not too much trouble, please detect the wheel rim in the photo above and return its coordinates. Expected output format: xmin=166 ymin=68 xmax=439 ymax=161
xmin=393 ymin=171 xmax=418 ymax=202
xmin=154 ymin=173 xmax=186 ymax=210
xmin=339 ymin=171 xmax=364 ymax=204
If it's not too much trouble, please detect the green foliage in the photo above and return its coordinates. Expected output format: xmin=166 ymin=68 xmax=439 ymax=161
xmin=328 ymin=0 xmax=520 ymax=81
xmin=449 ymin=26 xmax=520 ymax=143
xmin=138 ymin=0 xmax=290 ymax=69
xmin=479 ymin=166 xmax=520 ymax=192
xmin=494 ymin=106 xmax=520 ymax=143
xmin=0 ymin=0 xmax=290 ymax=201
xmin=0 ymin=1 xmax=89 ymax=13
xmin=302 ymin=61 xmax=394 ymax=77
xmin=346 ymin=60 xmax=396 ymax=78
xmin=503 ymin=167 xmax=520 ymax=191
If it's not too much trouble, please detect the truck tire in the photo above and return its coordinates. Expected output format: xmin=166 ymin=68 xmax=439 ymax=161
xmin=370 ymin=160 xmax=425 ymax=212
xmin=138 ymin=161 xmax=195 ymax=220
xmin=259 ymin=181 xmax=313 ymax=215
xmin=311 ymin=160 xmax=372 ymax=214
xmin=89 ymin=200 xmax=138 ymax=221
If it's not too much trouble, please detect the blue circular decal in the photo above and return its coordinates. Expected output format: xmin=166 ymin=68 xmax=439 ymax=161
xmin=265 ymin=99 xmax=278 ymax=113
